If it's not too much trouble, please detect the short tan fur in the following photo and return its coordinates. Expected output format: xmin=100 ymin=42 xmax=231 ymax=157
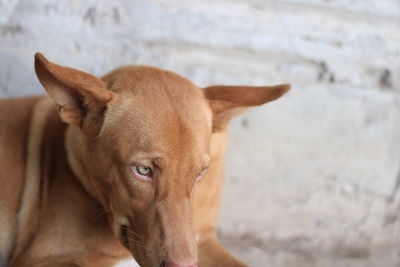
xmin=0 ymin=53 xmax=290 ymax=267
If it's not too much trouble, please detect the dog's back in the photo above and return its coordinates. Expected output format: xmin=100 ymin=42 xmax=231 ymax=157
xmin=0 ymin=97 xmax=42 ymax=263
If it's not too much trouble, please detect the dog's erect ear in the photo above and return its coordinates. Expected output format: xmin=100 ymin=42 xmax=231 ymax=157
xmin=204 ymin=84 xmax=290 ymax=132
xmin=34 ymin=52 xmax=117 ymax=138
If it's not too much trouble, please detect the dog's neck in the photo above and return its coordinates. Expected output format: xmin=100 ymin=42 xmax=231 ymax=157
xmin=65 ymin=126 xmax=108 ymax=209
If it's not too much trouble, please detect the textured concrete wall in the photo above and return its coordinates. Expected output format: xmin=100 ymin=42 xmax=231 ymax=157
xmin=1 ymin=0 xmax=400 ymax=266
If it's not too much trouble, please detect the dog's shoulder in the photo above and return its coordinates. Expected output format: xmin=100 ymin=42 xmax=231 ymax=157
xmin=0 ymin=96 xmax=57 ymax=263
xmin=0 ymin=96 xmax=47 ymax=211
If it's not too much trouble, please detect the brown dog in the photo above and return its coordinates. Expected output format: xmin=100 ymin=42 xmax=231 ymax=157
xmin=0 ymin=53 xmax=290 ymax=267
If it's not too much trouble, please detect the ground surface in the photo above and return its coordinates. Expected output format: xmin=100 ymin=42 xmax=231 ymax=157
xmin=117 ymin=236 xmax=400 ymax=267
xmin=222 ymin=234 xmax=400 ymax=267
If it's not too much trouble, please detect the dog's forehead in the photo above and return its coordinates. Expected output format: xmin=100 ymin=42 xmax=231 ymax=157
xmin=103 ymin=65 xmax=198 ymax=95
xmin=102 ymin=66 xmax=212 ymax=158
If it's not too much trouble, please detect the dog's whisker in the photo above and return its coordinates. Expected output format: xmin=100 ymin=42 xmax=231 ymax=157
xmin=126 ymin=228 xmax=145 ymax=242
xmin=90 ymin=208 xmax=111 ymax=224
xmin=126 ymin=234 xmax=145 ymax=248
xmin=127 ymin=238 xmax=145 ymax=249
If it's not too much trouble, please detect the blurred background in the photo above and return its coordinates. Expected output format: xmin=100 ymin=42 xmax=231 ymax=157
xmin=1 ymin=0 xmax=400 ymax=266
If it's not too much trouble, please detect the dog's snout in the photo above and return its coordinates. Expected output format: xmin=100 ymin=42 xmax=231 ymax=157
xmin=166 ymin=262 xmax=197 ymax=267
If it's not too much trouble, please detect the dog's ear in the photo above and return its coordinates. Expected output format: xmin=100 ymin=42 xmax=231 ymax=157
xmin=204 ymin=84 xmax=290 ymax=132
xmin=34 ymin=52 xmax=117 ymax=138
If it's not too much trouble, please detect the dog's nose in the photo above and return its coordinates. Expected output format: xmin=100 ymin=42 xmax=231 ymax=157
xmin=166 ymin=262 xmax=197 ymax=267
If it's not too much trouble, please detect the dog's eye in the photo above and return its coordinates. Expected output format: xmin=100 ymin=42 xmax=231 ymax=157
xmin=135 ymin=166 xmax=152 ymax=176
xmin=130 ymin=165 xmax=153 ymax=182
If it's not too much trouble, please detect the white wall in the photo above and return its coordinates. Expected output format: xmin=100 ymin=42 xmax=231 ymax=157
xmin=1 ymin=0 xmax=400 ymax=266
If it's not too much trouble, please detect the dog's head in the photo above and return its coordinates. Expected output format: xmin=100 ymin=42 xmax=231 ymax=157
xmin=34 ymin=53 xmax=290 ymax=267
